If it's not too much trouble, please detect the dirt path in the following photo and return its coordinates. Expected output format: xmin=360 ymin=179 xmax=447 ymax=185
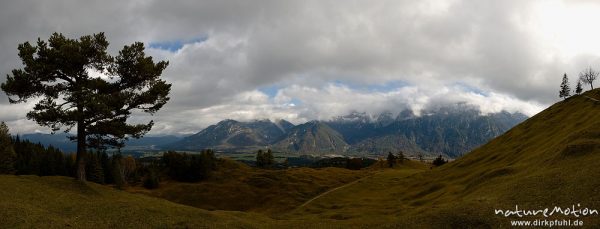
xmin=584 ymin=95 xmax=600 ymax=102
xmin=295 ymin=172 xmax=379 ymax=210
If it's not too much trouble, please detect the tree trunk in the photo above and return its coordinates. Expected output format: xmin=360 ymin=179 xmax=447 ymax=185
xmin=76 ymin=119 xmax=87 ymax=181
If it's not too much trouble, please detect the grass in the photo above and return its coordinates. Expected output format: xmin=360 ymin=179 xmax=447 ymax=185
xmin=4 ymin=89 xmax=600 ymax=227
xmin=0 ymin=175 xmax=269 ymax=228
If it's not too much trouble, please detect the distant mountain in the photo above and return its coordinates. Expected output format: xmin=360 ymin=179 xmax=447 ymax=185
xmin=272 ymin=121 xmax=349 ymax=154
xmin=166 ymin=119 xmax=294 ymax=151
xmin=20 ymin=133 xmax=182 ymax=153
xmin=347 ymin=108 xmax=527 ymax=158
xmin=325 ymin=112 xmax=379 ymax=144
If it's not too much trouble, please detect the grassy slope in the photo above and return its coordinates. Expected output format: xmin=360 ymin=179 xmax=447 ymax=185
xmin=288 ymin=90 xmax=600 ymax=227
xmin=130 ymin=158 xmax=368 ymax=216
xmin=0 ymin=175 xmax=269 ymax=228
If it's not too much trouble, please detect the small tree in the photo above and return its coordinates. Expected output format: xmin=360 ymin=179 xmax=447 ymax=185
xmin=256 ymin=149 xmax=274 ymax=168
xmin=0 ymin=122 xmax=16 ymax=174
xmin=575 ymin=80 xmax=583 ymax=95
xmin=386 ymin=152 xmax=396 ymax=168
xmin=432 ymin=155 xmax=447 ymax=167
xmin=579 ymin=67 xmax=598 ymax=90
xmin=396 ymin=151 xmax=405 ymax=164
xmin=417 ymin=153 xmax=424 ymax=163
xmin=256 ymin=149 xmax=264 ymax=167
xmin=559 ymin=73 xmax=571 ymax=100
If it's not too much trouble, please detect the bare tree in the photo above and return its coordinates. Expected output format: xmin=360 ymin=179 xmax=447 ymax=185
xmin=579 ymin=67 xmax=599 ymax=90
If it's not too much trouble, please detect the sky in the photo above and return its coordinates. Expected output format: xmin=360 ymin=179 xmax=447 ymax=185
xmin=1 ymin=0 xmax=600 ymax=135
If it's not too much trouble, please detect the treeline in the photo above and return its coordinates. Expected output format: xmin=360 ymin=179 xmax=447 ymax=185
xmin=313 ymin=157 xmax=377 ymax=170
xmin=8 ymin=136 xmax=143 ymax=186
xmin=0 ymin=122 xmax=220 ymax=189
xmin=386 ymin=151 xmax=447 ymax=168
xmin=162 ymin=150 xmax=217 ymax=182
xmin=0 ymin=121 xmax=77 ymax=176
xmin=12 ymin=136 xmax=75 ymax=176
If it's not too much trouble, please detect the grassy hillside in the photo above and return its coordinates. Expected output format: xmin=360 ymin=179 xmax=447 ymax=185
xmin=129 ymin=158 xmax=369 ymax=216
xmin=0 ymin=175 xmax=271 ymax=228
xmin=288 ymin=90 xmax=600 ymax=227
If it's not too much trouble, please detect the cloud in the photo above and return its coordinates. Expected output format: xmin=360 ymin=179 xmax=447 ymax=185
xmin=0 ymin=0 xmax=598 ymax=134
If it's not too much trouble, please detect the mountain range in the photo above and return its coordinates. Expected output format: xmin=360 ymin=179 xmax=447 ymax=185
xmin=166 ymin=106 xmax=527 ymax=158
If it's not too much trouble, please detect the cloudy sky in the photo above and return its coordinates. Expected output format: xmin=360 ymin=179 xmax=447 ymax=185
xmin=1 ymin=0 xmax=600 ymax=135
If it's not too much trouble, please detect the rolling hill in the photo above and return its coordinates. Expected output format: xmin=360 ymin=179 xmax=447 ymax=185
xmin=287 ymin=89 xmax=600 ymax=227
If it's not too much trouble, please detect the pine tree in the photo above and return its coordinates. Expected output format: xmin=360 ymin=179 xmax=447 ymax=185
xmin=387 ymin=152 xmax=396 ymax=168
xmin=265 ymin=149 xmax=274 ymax=168
xmin=559 ymin=73 xmax=571 ymax=100
xmin=1 ymin=33 xmax=171 ymax=181
xmin=575 ymin=80 xmax=583 ymax=95
xmin=0 ymin=122 xmax=16 ymax=174
xmin=256 ymin=149 xmax=264 ymax=168
xmin=86 ymin=152 xmax=105 ymax=184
